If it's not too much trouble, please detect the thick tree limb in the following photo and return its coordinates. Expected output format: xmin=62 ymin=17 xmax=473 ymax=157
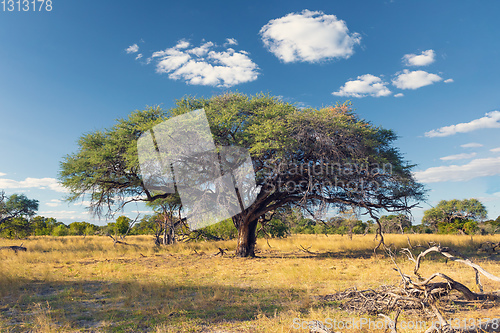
xmin=414 ymin=246 xmax=500 ymax=284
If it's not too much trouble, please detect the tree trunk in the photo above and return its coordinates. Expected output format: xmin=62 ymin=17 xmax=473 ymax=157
xmin=234 ymin=216 xmax=258 ymax=257
xmin=162 ymin=218 xmax=167 ymax=245
xmin=166 ymin=222 xmax=175 ymax=244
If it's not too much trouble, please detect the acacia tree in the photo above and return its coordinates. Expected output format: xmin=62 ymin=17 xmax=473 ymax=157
xmin=0 ymin=191 xmax=39 ymax=234
xmin=59 ymin=93 xmax=424 ymax=257
xmin=379 ymin=214 xmax=412 ymax=234
xmin=422 ymin=198 xmax=487 ymax=233
xmin=146 ymin=194 xmax=183 ymax=245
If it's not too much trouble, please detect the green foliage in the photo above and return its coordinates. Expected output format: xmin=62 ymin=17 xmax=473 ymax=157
xmin=289 ymin=216 xmax=368 ymax=235
xmin=114 ymin=216 xmax=131 ymax=235
xmin=31 ymin=216 xmax=61 ymax=236
xmin=258 ymin=218 xmax=290 ymax=238
xmin=59 ymin=93 xmax=425 ymax=256
xmin=68 ymin=222 xmax=98 ymax=236
xmin=59 ymin=106 xmax=165 ymax=216
xmin=146 ymin=194 xmax=183 ymax=244
xmin=0 ymin=192 xmax=39 ymax=235
xmin=379 ymin=214 xmax=412 ymax=233
xmin=52 ymin=224 xmax=69 ymax=236
xmin=409 ymin=224 xmax=433 ymax=234
xmin=131 ymin=215 xmax=157 ymax=235
xmin=105 ymin=222 xmax=116 ymax=235
xmin=0 ymin=217 xmax=31 ymax=239
xmin=200 ymin=219 xmax=238 ymax=240
xmin=423 ymin=198 xmax=487 ymax=234
xmin=352 ymin=221 xmax=368 ymax=234
xmin=291 ymin=218 xmax=317 ymax=234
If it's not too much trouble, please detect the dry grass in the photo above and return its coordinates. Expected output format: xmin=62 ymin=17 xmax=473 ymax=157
xmin=0 ymin=234 xmax=499 ymax=332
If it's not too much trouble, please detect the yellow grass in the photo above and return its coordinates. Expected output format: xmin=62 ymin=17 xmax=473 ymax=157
xmin=0 ymin=234 xmax=499 ymax=332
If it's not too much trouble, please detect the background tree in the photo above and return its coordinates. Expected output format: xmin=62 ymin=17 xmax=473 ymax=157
xmin=132 ymin=214 xmax=160 ymax=236
xmin=31 ymin=216 xmax=61 ymax=236
xmin=146 ymin=194 xmax=183 ymax=245
xmin=52 ymin=224 xmax=69 ymax=236
xmin=0 ymin=191 xmax=39 ymax=235
xmin=422 ymin=198 xmax=487 ymax=234
xmin=478 ymin=217 xmax=500 ymax=234
xmin=0 ymin=217 xmax=32 ymax=239
xmin=68 ymin=221 xmax=98 ymax=236
xmin=59 ymin=93 xmax=425 ymax=257
xmin=379 ymin=214 xmax=412 ymax=234
xmin=114 ymin=216 xmax=132 ymax=236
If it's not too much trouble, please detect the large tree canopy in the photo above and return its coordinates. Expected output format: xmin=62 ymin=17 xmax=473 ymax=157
xmin=59 ymin=93 xmax=425 ymax=256
xmin=0 ymin=191 xmax=39 ymax=233
xmin=422 ymin=198 xmax=487 ymax=233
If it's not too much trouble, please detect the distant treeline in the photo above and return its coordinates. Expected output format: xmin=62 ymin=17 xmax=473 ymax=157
xmin=1 ymin=206 xmax=499 ymax=240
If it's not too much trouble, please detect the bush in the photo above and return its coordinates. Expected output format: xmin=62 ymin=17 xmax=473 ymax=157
xmin=258 ymin=218 xmax=290 ymax=238
xmin=199 ymin=219 xmax=238 ymax=240
xmin=52 ymin=224 xmax=68 ymax=236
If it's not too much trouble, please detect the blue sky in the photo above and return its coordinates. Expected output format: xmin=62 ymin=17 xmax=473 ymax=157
xmin=1 ymin=0 xmax=500 ymax=225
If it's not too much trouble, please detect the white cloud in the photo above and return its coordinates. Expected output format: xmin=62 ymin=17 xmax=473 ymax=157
xmin=461 ymin=143 xmax=483 ymax=148
xmin=225 ymin=38 xmax=238 ymax=46
xmin=0 ymin=177 xmax=68 ymax=193
xmin=38 ymin=210 xmax=92 ymax=221
xmin=135 ymin=53 xmax=143 ymax=60
xmin=0 ymin=172 xmax=5 ymax=177
xmin=490 ymin=147 xmax=500 ymax=153
xmin=392 ymin=69 xmax=442 ymax=90
xmin=332 ymin=74 xmax=391 ymax=98
xmin=403 ymin=49 xmax=435 ymax=66
xmin=440 ymin=152 xmax=477 ymax=161
xmin=151 ymin=40 xmax=259 ymax=87
xmin=414 ymin=157 xmax=500 ymax=183
xmin=394 ymin=93 xmax=404 ymax=98
xmin=444 ymin=78 xmax=454 ymax=83
xmin=187 ymin=41 xmax=214 ymax=57
xmin=425 ymin=111 xmax=500 ymax=137
xmin=46 ymin=199 xmax=62 ymax=207
xmin=131 ymin=210 xmax=153 ymax=214
xmin=73 ymin=200 xmax=92 ymax=207
xmin=126 ymin=44 xmax=139 ymax=54
xmin=259 ymin=10 xmax=361 ymax=63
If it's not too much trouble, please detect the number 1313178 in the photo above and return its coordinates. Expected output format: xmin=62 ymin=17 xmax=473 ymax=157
xmin=2 ymin=0 xmax=52 ymax=11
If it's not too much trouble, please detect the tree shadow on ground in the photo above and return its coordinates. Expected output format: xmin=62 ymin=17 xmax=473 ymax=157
xmin=0 ymin=278 xmax=306 ymax=332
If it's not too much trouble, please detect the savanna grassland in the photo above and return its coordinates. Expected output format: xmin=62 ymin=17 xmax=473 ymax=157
xmin=0 ymin=234 xmax=499 ymax=333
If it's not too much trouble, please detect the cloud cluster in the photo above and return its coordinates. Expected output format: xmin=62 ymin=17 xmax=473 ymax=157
xmin=461 ymin=143 xmax=483 ymax=148
xmin=392 ymin=69 xmax=442 ymax=90
xmin=38 ymin=210 xmax=91 ymax=221
xmin=259 ymin=10 xmax=361 ymax=63
xmin=332 ymin=74 xmax=391 ymax=98
xmin=425 ymin=111 xmax=500 ymax=137
xmin=403 ymin=49 xmax=435 ymax=66
xmin=126 ymin=44 xmax=139 ymax=54
xmin=332 ymin=48 xmax=448 ymax=97
xmin=440 ymin=152 xmax=477 ymax=161
xmin=0 ymin=177 xmax=68 ymax=193
xmin=145 ymin=40 xmax=259 ymax=87
xmin=414 ymin=157 xmax=500 ymax=183
xmin=46 ymin=199 xmax=62 ymax=207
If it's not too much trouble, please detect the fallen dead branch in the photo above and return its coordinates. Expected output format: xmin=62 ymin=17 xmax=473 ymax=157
xmin=212 ymin=247 xmax=228 ymax=257
xmin=0 ymin=243 xmax=27 ymax=252
xmin=298 ymin=244 xmax=317 ymax=254
xmin=106 ymin=234 xmax=140 ymax=248
xmin=314 ymin=242 xmax=500 ymax=333
xmin=478 ymin=241 xmax=500 ymax=254
xmin=411 ymin=245 xmax=500 ymax=284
